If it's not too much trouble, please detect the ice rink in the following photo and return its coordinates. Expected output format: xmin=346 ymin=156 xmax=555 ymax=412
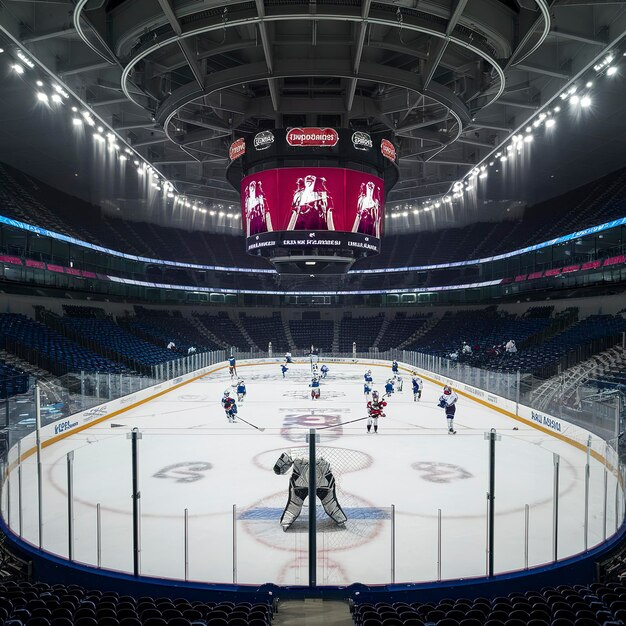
xmin=2 ymin=360 xmax=622 ymax=586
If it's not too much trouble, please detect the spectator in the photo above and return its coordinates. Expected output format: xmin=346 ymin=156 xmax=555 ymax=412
xmin=167 ymin=341 xmax=176 ymax=350
xmin=285 ymin=351 xmax=292 ymax=363
xmin=462 ymin=342 xmax=472 ymax=355
xmin=505 ymin=339 xmax=517 ymax=355
xmin=188 ymin=346 xmax=196 ymax=355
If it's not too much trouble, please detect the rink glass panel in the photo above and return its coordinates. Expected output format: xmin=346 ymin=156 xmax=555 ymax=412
xmin=0 ymin=354 xmax=625 ymax=587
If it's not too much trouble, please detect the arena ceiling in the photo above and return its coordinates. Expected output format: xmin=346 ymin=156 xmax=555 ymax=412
xmin=0 ymin=0 xmax=625 ymax=233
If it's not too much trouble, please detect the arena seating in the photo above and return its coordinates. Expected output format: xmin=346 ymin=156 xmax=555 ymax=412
xmin=0 ymin=359 xmax=29 ymax=397
xmin=490 ymin=314 xmax=626 ymax=374
xmin=407 ymin=308 xmax=553 ymax=361
xmin=351 ymin=582 xmax=626 ymax=625
xmin=0 ymin=580 xmax=274 ymax=625
xmin=58 ymin=316 xmax=175 ymax=368
xmin=289 ymin=319 xmax=334 ymax=352
xmin=377 ymin=314 xmax=433 ymax=351
xmin=193 ymin=312 xmax=250 ymax=350
xmin=238 ymin=313 xmax=289 ymax=353
xmin=1 ymin=160 xmax=625 ymax=271
xmin=338 ymin=314 xmax=385 ymax=352
xmin=120 ymin=309 xmax=220 ymax=353
xmin=0 ymin=313 xmax=126 ymax=374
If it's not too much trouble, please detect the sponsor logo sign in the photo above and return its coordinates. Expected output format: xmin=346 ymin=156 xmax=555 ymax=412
xmin=531 ymin=410 xmax=562 ymax=432
xmin=55 ymin=419 xmax=79 ymax=435
xmin=381 ymin=138 xmax=397 ymax=162
xmin=352 ymin=131 xmax=372 ymax=151
xmin=253 ymin=130 xmax=274 ymax=151
xmin=229 ymin=137 xmax=246 ymax=161
xmin=286 ymin=127 xmax=339 ymax=147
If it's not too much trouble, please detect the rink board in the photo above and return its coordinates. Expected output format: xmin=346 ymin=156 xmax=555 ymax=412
xmin=1 ymin=359 xmax=623 ymax=586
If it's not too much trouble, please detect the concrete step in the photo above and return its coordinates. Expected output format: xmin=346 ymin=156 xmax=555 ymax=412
xmin=274 ymin=599 xmax=352 ymax=626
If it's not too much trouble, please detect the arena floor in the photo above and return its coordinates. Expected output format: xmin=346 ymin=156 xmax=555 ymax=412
xmin=2 ymin=361 xmax=621 ymax=586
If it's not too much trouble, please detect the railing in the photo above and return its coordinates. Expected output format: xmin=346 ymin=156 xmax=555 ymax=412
xmin=0 ymin=351 xmax=623 ymax=589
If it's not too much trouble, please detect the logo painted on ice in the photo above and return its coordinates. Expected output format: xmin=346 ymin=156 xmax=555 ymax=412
xmin=280 ymin=409 xmax=345 ymax=442
xmin=153 ymin=461 xmax=212 ymax=483
xmin=412 ymin=461 xmax=473 ymax=484
xmin=531 ymin=411 xmax=562 ymax=432
xmin=83 ymin=406 xmax=108 ymax=422
xmin=55 ymin=419 xmax=78 ymax=435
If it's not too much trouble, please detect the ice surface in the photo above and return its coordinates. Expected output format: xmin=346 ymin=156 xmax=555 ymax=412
xmin=2 ymin=361 xmax=621 ymax=586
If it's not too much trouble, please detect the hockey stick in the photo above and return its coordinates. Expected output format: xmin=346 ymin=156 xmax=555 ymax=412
xmin=317 ymin=415 xmax=373 ymax=430
xmin=235 ymin=416 xmax=266 ymax=432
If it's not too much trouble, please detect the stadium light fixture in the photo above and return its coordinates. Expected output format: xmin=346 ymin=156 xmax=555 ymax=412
xmin=545 ymin=119 xmax=556 ymax=128
xmin=51 ymin=94 xmax=62 ymax=104
xmin=210 ymin=211 xmax=216 ymax=216
xmin=36 ymin=80 xmax=43 ymax=87
xmin=16 ymin=51 xmax=34 ymax=69
xmin=0 ymin=48 xmax=4 ymax=54
xmin=607 ymin=66 xmax=617 ymax=76
xmin=524 ymin=134 xmax=533 ymax=142
xmin=479 ymin=172 xmax=488 ymax=179
xmin=36 ymin=92 xmax=48 ymax=103
xmin=570 ymin=94 xmax=580 ymax=105
xmin=500 ymin=155 xmax=507 ymax=162
xmin=119 ymin=155 xmax=127 ymax=162
xmin=12 ymin=64 xmax=24 ymax=75
xmin=72 ymin=118 xmax=82 ymax=126
xmin=554 ymin=106 xmax=561 ymax=112
xmin=581 ymin=95 xmax=591 ymax=107
xmin=586 ymin=81 xmax=593 ymax=88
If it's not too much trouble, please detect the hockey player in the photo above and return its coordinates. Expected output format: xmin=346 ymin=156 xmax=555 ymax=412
xmin=438 ymin=385 xmax=458 ymax=434
xmin=221 ymin=389 xmax=238 ymax=423
xmin=391 ymin=360 xmax=399 ymax=375
xmin=364 ymin=369 xmax=373 ymax=384
xmin=310 ymin=378 xmax=321 ymax=400
xmin=281 ymin=363 xmax=288 ymax=378
xmin=394 ymin=375 xmax=403 ymax=392
xmin=273 ymin=452 xmax=347 ymax=530
xmin=320 ymin=364 xmax=329 ymax=379
xmin=363 ymin=381 xmax=372 ymax=399
xmin=310 ymin=375 xmax=321 ymax=400
xmin=236 ymin=379 xmax=246 ymax=402
xmin=385 ymin=378 xmax=395 ymax=396
xmin=228 ymin=354 xmax=237 ymax=378
xmin=367 ymin=390 xmax=387 ymax=433
xmin=412 ymin=374 xmax=423 ymax=401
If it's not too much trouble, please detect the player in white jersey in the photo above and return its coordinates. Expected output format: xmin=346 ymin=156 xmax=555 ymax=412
xmin=438 ymin=385 xmax=458 ymax=434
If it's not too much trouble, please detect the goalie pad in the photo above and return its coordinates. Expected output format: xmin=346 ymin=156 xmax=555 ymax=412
xmin=273 ymin=453 xmax=347 ymax=530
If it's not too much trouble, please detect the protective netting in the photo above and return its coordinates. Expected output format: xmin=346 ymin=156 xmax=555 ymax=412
xmin=240 ymin=444 xmax=390 ymax=581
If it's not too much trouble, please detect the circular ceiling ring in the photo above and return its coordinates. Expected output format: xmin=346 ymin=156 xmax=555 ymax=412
xmin=73 ymin=0 xmax=119 ymax=66
xmin=158 ymin=65 xmax=469 ymax=157
xmin=120 ymin=14 xmax=505 ymax=112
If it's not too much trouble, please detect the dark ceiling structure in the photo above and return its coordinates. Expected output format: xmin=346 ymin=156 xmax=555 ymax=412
xmin=0 ymin=0 xmax=625 ymax=234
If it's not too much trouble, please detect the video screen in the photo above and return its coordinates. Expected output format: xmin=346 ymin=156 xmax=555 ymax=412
xmin=241 ymin=168 xmax=384 ymax=239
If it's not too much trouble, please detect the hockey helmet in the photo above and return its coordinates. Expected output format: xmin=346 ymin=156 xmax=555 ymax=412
xmin=366 ymin=369 xmax=372 ymax=375
xmin=372 ymin=390 xmax=380 ymax=401
xmin=238 ymin=379 xmax=244 ymax=385
xmin=224 ymin=389 xmax=231 ymax=396
xmin=443 ymin=385 xmax=452 ymax=395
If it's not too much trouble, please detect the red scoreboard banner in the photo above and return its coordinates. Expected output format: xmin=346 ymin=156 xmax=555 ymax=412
xmin=285 ymin=127 xmax=339 ymax=147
